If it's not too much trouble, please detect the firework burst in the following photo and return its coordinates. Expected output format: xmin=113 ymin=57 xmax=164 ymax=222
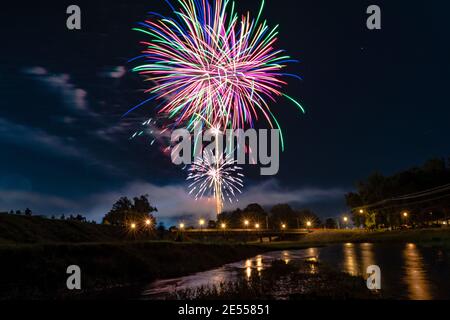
xmin=187 ymin=150 xmax=244 ymax=213
xmin=129 ymin=0 xmax=304 ymax=144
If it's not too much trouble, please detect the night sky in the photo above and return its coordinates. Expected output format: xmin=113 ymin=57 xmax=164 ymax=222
xmin=1 ymin=0 xmax=449 ymax=225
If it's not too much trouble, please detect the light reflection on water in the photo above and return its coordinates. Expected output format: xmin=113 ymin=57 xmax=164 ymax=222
xmin=142 ymin=243 xmax=449 ymax=300
xmin=245 ymin=259 xmax=252 ymax=279
xmin=360 ymin=243 xmax=376 ymax=276
xmin=282 ymin=251 xmax=290 ymax=264
xmin=315 ymin=243 xmax=441 ymax=300
xmin=403 ymin=243 xmax=432 ymax=300
xmin=142 ymin=250 xmax=314 ymax=299
xmin=342 ymin=243 xmax=377 ymax=277
xmin=343 ymin=243 xmax=358 ymax=275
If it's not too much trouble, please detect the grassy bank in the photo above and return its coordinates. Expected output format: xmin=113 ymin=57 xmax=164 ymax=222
xmin=0 ymin=213 xmax=150 ymax=244
xmin=0 ymin=241 xmax=268 ymax=299
xmin=259 ymin=228 xmax=450 ymax=250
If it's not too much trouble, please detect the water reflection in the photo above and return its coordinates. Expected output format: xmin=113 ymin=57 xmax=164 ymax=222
xmin=343 ymin=243 xmax=358 ymax=275
xmin=142 ymin=244 xmax=449 ymax=300
xmin=307 ymin=247 xmax=318 ymax=257
xmin=282 ymin=251 xmax=290 ymax=264
xmin=245 ymin=259 xmax=252 ymax=279
xmin=143 ymin=250 xmax=311 ymax=299
xmin=360 ymin=243 xmax=376 ymax=281
xmin=256 ymin=256 xmax=263 ymax=273
xmin=402 ymin=243 xmax=432 ymax=300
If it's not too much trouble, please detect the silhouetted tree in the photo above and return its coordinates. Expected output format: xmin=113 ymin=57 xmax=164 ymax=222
xmin=157 ymin=222 xmax=166 ymax=239
xmin=243 ymin=203 xmax=268 ymax=227
xmin=102 ymin=195 xmax=157 ymax=227
xmin=270 ymin=205 xmax=320 ymax=229
xmin=208 ymin=220 xmax=217 ymax=229
xmin=24 ymin=208 xmax=32 ymax=216
xmin=270 ymin=204 xmax=295 ymax=227
xmin=325 ymin=218 xmax=337 ymax=229
xmin=73 ymin=214 xmax=87 ymax=222
xmin=296 ymin=209 xmax=321 ymax=228
xmin=157 ymin=222 xmax=166 ymax=232
xmin=218 ymin=208 xmax=244 ymax=229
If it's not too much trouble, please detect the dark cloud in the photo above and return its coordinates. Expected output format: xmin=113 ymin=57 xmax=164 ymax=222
xmin=22 ymin=66 xmax=96 ymax=117
xmin=98 ymin=66 xmax=127 ymax=79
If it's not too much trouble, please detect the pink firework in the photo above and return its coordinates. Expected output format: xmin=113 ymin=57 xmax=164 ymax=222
xmin=129 ymin=0 xmax=304 ymax=142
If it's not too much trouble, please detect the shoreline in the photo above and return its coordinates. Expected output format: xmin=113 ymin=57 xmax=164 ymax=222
xmin=254 ymin=228 xmax=450 ymax=250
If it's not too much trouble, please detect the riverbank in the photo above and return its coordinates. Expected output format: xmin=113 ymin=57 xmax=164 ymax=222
xmin=258 ymin=228 xmax=450 ymax=250
xmin=0 ymin=241 xmax=268 ymax=299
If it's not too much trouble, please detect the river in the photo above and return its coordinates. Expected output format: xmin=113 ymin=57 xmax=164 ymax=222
xmin=142 ymin=243 xmax=450 ymax=300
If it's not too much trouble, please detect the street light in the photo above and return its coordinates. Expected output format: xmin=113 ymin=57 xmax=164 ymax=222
xmin=221 ymin=223 xmax=227 ymax=229
xmin=359 ymin=209 xmax=364 ymax=214
xmin=145 ymin=219 xmax=151 ymax=226
xmin=179 ymin=223 xmax=185 ymax=230
xmin=199 ymin=219 xmax=205 ymax=229
xmin=255 ymin=223 xmax=260 ymax=229
xmin=130 ymin=223 xmax=136 ymax=230
xmin=306 ymin=221 xmax=312 ymax=228
xmin=403 ymin=212 xmax=408 ymax=218
xmin=281 ymin=224 xmax=286 ymax=229
xmin=343 ymin=216 xmax=348 ymax=223
xmin=244 ymin=220 xmax=249 ymax=228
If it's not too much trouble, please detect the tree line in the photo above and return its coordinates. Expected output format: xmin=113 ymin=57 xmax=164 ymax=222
xmin=3 ymin=195 xmax=337 ymax=231
xmin=1 ymin=208 xmax=99 ymax=224
xmin=219 ymin=203 xmax=324 ymax=229
xmin=346 ymin=157 xmax=450 ymax=229
xmin=100 ymin=196 xmax=332 ymax=230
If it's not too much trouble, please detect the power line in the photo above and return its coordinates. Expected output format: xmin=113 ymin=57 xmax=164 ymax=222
xmin=361 ymin=194 xmax=450 ymax=212
xmin=394 ymin=183 xmax=450 ymax=200
xmin=354 ymin=183 xmax=450 ymax=212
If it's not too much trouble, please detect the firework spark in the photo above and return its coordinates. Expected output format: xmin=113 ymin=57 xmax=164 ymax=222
xmin=129 ymin=0 xmax=304 ymax=149
xmin=187 ymin=150 xmax=244 ymax=212
xmin=129 ymin=117 xmax=174 ymax=154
